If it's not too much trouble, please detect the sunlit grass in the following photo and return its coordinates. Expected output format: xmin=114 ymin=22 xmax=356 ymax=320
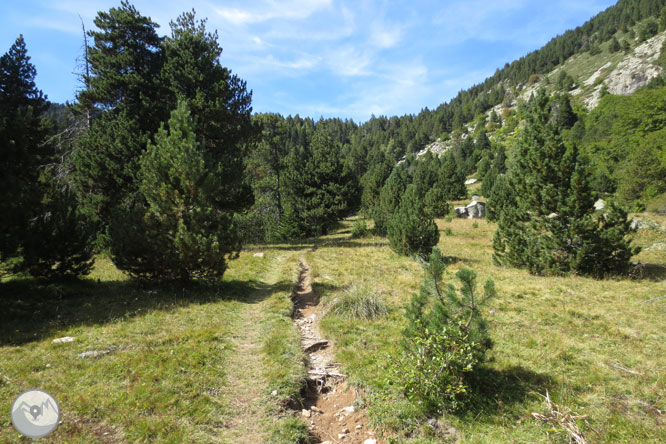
xmin=309 ymin=216 xmax=666 ymax=443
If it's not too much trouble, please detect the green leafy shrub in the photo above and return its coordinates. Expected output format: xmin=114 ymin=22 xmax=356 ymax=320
xmin=351 ymin=219 xmax=370 ymax=238
xmin=397 ymin=247 xmax=494 ymax=413
xmin=444 ymin=228 xmax=453 ymax=236
xmin=326 ymin=282 xmax=388 ymax=320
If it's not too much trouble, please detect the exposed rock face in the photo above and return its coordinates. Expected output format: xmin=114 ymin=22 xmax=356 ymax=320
xmin=584 ymin=62 xmax=613 ymax=86
xmin=606 ymin=33 xmax=666 ymax=97
xmin=415 ymin=138 xmax=453 ymax=160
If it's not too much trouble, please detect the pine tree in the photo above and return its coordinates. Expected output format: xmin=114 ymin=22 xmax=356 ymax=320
xmin=282 ymin=127 xmax=350 ymax=237
xmin=72 ymin=2 xmax=165 ymax=232
xmin=19 ymin=185 xmax=95 ymax=279
xmin=372 ymin=165 xmax=409 ymax=236
xmin=493 ymin=90 xmax=637 ymax=277
xmin=437 ymin=155 xmax=467 ymax=200
xmin=161 ymin=11 xmax=253 ymax=215
xmin=1 ymin=36 xmax=95 ymax=277
xmin=387 ymin=185 xmax=440 ymax=258
xmin=111 ymin=102 xmax=240 ymax=280
xmin=399 ymin=247 xmax=494 ymax=412
xmin=0 ymin=35 xmax=48 ymax=259
xmin=480 ymin=144 xmax=506 ymax=198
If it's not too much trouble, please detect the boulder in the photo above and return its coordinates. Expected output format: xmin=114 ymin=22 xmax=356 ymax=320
xmin=253 ymin=252 xmax=265 ymax=258
xmin=455 ymin=206 xmax=468 ymax=218
xmin=464 ymin=178 xmax=478 ymax=185
xmin=594 ymin=199 xmax=606 ymax=211
xmin=465 ymin=201 xmax=486 ymax=219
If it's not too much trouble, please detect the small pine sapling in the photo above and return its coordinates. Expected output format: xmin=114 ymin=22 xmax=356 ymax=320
xmin=398 ymin=247 xmax=495 ymax=413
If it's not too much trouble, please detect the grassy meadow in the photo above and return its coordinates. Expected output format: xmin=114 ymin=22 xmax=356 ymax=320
xmin=1 ymin=213 xmax=665 ymax=443
xmin=309 ymin=215 xmax=666 ymax=443
xmin=0 ymin=250 xmax=308 ymax=443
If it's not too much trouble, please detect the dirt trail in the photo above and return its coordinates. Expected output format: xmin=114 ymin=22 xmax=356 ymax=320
xmin=292 ymin=258 xmax=382 ymax=444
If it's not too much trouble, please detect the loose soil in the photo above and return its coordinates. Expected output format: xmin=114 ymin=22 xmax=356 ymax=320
xmin=291 ymin=258 xmax=383 ymax=444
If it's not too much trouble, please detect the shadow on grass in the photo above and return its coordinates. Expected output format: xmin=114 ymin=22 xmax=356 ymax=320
xmin=460 ymin=365 xmax=554 ymax=420
xmin=0 ymin=276 xmax=294 ymax=347
xmin=631 ymin=262 xmax=666 ymax=282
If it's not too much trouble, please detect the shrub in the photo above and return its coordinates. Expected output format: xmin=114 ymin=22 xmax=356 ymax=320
xmin=326 ymin=282 xmax=388 ymax=320
xmin=351 ymin=219 xmax=370 ymax=238
xmin=444 ymin=228 xmax=453 ymax=236
xmin=397 ymin=247 xmax=494 ymax=413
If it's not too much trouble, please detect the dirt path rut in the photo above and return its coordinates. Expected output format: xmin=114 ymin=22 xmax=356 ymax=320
xmin=292 ymin=258 xmax=381 ymax=444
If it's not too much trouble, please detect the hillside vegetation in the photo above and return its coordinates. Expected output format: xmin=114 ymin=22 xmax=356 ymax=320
xmin=2 ymin=0 xmax=666 ymax=443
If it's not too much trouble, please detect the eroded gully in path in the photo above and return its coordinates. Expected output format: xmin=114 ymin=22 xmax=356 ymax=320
xmin=291 ymin=258 xmax=383 ymax=444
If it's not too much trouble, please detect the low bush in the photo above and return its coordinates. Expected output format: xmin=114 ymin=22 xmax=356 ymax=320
xmin=351 ymin=219 xmax=370 ymax=238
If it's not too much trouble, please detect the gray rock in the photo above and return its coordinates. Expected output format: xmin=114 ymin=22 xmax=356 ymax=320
xmin=52 ymin=336 xmax=75 ymax=344
xmin=594 ymin=199 xmax=606 ymax=211
xmin=455 ymin=206 xmax=468 ymax=218
xmin=464 ymin=178 xmax=478 ymax=185
xmin=253 ymin=252 xmax=265 ymax=258
xmin=630 ymin=219 xmax=645 ymax=230
xmin=364 ymin=439 xmax=377 ymax=444
xmin=472 ymin=195 xmax=480 ymax=201
xmin=547 ymin=212 xmax=558 ymax=219
xmin=466 ymin=201 xmax=486 ymax=219
xmin=77 ymin=350 xmax=111 ymax=359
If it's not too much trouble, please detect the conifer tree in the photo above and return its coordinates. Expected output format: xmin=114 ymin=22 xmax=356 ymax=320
xmin=282 ymin=127 xmax=350 ymax=237
xmin=372 ymin=165 xmax=409 ymax=236
xmin=437 ymin=155 xmax=467 ymax=200
xmin=481 ymin=144 xmax=507 ymax=198
xmin=0 ymin=35 xmax=48 ymax=259
xmin=387 ymin=185 xmax=439 ymax=258
xmin=111 ymin=102 xmax=240 ymax=280
xmin=72 ymin=2 xmax=164 ymax=231
xmin=493 ymin=90 xmax=637 ymax=277
xmin=400 ymin=247 xmax=494 ymax=412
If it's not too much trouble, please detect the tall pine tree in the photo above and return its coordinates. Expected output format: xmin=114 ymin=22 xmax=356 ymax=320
xmin=111 ymin=102 xmax=240 ymax=280
xmin=0 ymin=35 xmax=48 ymax=259
xmin=493 ymin=90 xmax=637 ymax=277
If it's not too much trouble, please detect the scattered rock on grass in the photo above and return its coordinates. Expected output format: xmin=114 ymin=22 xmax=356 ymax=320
xmin=52 ymin=336 xmax=75 ymax=344
xmin=77 ymin=350 xmax=111 ymax=359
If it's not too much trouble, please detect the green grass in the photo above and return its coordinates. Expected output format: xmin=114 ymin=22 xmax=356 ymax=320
xmin=306 ymin=217 xmax=666 ymax=443
xmin=324 ymin=281 xmax=389 ymax=320
xmin=0 ymin=251 xmax=308 ymax=443
xmin=1 ymin=215 xmax=664 ymax=443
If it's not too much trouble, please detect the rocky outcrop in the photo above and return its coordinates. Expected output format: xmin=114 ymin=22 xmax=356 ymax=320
xmin=605 ymin=33 xmax=666 ymax=97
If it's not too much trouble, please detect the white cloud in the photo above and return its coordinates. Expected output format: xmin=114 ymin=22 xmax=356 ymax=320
xmin=212 ymin=0 xmax=332 ymax=25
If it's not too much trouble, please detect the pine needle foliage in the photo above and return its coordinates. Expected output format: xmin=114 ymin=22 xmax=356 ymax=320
xmin=387 ymin=184 xmax=440 ymax=258
xmin=398 ymin=247 xmax=495 ymax=413
xmin=111 ymin=102 xmax=240 ymax=281
xmin=493 ymin=90 xmax=638 ymax=277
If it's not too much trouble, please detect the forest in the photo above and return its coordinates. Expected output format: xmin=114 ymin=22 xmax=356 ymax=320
xmin=1 ymin=0 xmax=665 ymax=443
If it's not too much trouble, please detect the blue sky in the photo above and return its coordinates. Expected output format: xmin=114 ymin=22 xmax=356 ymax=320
xmin=1 ymin=0 xmax=617 ymax=122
